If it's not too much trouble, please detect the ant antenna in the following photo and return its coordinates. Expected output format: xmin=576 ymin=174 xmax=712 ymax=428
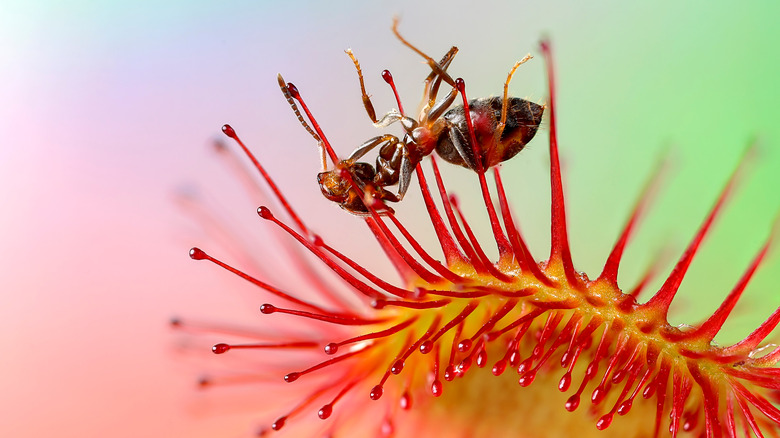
xmin=392 ymin=17 xmax=456 ymax=88
xmin=494 ymin=54 xmax=533 ymax=143
xmin=278 ymin=74 xmax=328 ymax=171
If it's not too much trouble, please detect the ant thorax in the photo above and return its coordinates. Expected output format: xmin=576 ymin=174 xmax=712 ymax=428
xmin=408 ymin=126 xmax=439 ymax=158
xmin=317 ymin=162 xmax=398 ymax=216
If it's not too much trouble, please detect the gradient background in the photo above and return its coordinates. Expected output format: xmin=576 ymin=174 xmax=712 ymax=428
xmin=2 ymin=1 xmax=778 ymax=437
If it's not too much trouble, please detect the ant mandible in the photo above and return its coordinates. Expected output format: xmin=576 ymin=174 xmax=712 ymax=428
xmin=280 ymin=19 xmax=545 ymax=215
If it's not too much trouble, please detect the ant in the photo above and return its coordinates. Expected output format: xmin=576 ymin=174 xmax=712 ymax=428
xmin=277 ymin=76 xmax=401 ymax=215
xmin=280 ymin=19 xmax=544 ymax=215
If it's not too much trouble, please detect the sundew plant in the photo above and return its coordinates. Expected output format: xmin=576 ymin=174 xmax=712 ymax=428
xmin=179 ymin=21 xmax=780 ymax=438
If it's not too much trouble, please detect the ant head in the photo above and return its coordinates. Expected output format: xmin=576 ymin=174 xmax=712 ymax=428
xmin=317 ymin=162 xmax=375 ymax=204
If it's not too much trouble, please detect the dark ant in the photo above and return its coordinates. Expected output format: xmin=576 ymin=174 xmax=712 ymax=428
xmin=280 ymin=19 xmax=544 ymax=215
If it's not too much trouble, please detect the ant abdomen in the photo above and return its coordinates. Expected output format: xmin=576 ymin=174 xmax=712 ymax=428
xmin=435 ymin=97 xmax=544 ymax=171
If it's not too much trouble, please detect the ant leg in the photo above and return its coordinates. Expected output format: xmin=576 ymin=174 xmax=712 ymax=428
xmin=278 ymin=74 xmax=328 ymax=171
xmin=445 ymin=122 xmax=477 ymax=171
xmin=373 ymin=109 xmax=405 ymax=128
xmin=425 ymin=86 xmax=459 ymax=125
xmin=422 ymin=47 xmax=458 ymax=109
xmin=417 ymin=48 xmax=459 ymax=124
xmin=346 ymin=49 xmax=416 ymax=130
xmin=317 ymin=143 xmax=327 ymax=171
xmin=395 ymin=150 xmax=416 ymax=201
xmin=493 ymin=54 xmax=532 ymax=144
xmin=345 ymin=49 xmax=380 ymax=124
xmin=392 ymin=17 xmax=456 ymax=88
xmin=369 ymin=186 xmax=400 ymax=206
xmin=346 ymin=135 xmax=400 ymax=162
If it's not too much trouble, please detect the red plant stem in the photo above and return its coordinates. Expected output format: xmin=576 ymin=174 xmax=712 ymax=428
xmin=363 ymin=203 xmax=445 ymax=284
xmin=318 ymin=380 xmax=360 ymax=419
xmin=652 ymin=357 xmax=672 ymax=438
xmin=725 ymin=390 xmax=738 ymax=437
xmin=314 ymin=236 xmax=417 ymax=298
xmin=667 ymin=234 xmax=772 ymax=342
xmin=642 ymin=146 xmax=753 ymax=319
xmin=212 ymin=341 xmax=319 ymax=354
xmin=386 ymin=316 xmax=442 ymax=381
xmin=720 ymin=306 xmax=780 ymax=357
xmin=382 ymin=69 xmax=406 ymax=116
xmin=492 ymin=169 xmax=555 ymax=287
xmin=189 ymin=247 xmax=329 ymax=313
xmin=444 ymin=322 xmax=465 ymax=381
xmin=414 ymin=165 xmax=466 ymax=265
xmin=734 ymin=387 xmax=763 ymax=437
xmin=385 ymin=211 xmax=465 ymax=283
xmin=285 ymin=82 xmax=339 ymax=165
xmin=420 ymin=301 xmax=480 ymax=354
xmin=221 ymin=124 xmax=311 ymax=237
xmin=449 ymin=194 xmax=514 ymax=283
xmin=372 ymin=299 xmax=452 ymax=310
xmin=539 ymin=40 xmax=581 ymax=290
xmin=285 ymin=347 xmax=374 ymax=383
xmin=272 ymin=381 xmax=337 ymax=430
xmin=325 ymin=316 xmax=420 ymax=355
xmin=732 ymin=380 xmax=780 ymax=424
xmin=687 ymin=360 xmax=722 ymax=437
xmin=599 ymin=155 xmax=667 ymax=285
xmin=628 ymin=250 xmax=665 ymax=299
xmin=258 ymin=206 xmax=408 ymax=299
xmin=421 ymin=288 xmax=490 ymax=298
xmin=455 ymin=78 xmax=514 ymax=261
xmin=460 ymin=299 xmax=519 ymax=352
xmin=431 ymin=342 xmax=442 ymax=396
xmin=429 ymin=156 xmax=484 ymax=270
xmin=365 ymin=217 xmax=414 ymax=283
xmin=261 ymin=303 xmax=387 ymax=326
xmin=488 ymin=308 xmax=545 ymax=340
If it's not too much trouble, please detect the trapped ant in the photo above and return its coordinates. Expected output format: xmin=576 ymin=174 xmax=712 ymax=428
xmin=280 ymin=19 xmax=544 ymax=215
xmin=277 ymin=76 xmax=400 ymax=215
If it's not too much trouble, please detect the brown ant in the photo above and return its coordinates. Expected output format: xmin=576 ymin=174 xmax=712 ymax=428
xmin=279 ymin=19 xmax=544 ymax=215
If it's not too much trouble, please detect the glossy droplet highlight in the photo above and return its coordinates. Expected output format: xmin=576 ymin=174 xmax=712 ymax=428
xmin=211 ymin=343 xmax=230 ymax=354
xmin=318 ymin=404 xmax=332 ymax=420
xmin=284 ymin=372 xmax=300 ymax=383
xmin=370 ymin=385 xmax=384 ymax=401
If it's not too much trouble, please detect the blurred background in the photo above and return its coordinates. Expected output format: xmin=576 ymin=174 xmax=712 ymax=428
xmin=2 ymin=0 xmax=778 ymax=436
